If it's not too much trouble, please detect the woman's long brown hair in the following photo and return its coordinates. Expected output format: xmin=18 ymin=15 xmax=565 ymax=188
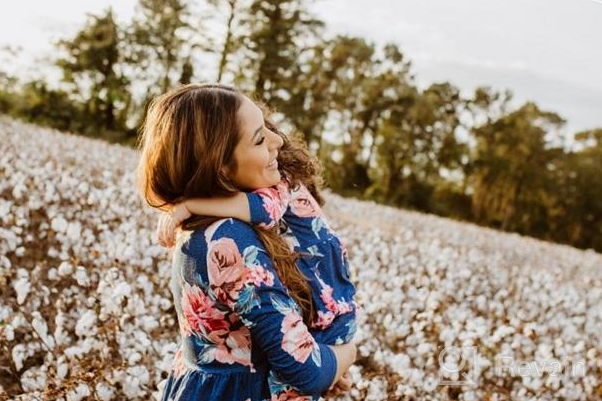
xmin=136 ymin=83 xmax=325 ymax=326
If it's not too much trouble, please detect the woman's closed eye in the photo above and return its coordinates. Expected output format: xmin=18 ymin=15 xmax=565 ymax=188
xmin=256 ymin=135 xmax=265 ymax=145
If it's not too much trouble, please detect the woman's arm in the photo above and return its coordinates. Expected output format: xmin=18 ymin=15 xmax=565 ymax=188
xmin=201 ymin=218 xmax=356 ymax=396
xmin=328 ymin=342 xmax=356 ymax=390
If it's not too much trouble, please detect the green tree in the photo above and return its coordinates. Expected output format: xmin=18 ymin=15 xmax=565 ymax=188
xmin=206 ymin=0 xmax=243 ymax=82
xmin=318 ymin=39 xmax=418 ymax=197
xmin=545 ymin=129 xmax=602 ymax=249
xmin=128 ymin=0 xmax=192 ymax=93
xmin=56 ymin=7 xmax=130 ymax=133
xmin=233 ymin=0 xmax=324 ymax=104
xmin=469 ymin=101 xmax=566 ymax=231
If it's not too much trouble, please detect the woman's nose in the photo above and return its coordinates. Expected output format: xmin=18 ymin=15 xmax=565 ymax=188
xmin=268 ymin=129 xmax=284 ymax=149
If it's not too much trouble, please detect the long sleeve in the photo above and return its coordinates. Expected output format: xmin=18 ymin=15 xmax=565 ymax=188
xmin=245 ymin=179 xmax=291 ymax=229
xmin=200 ymin=218 xmax=337 ymax=396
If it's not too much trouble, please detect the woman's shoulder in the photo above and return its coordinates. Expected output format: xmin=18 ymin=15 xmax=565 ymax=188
xmin=180 ymin=218 xmax=260 ymax=256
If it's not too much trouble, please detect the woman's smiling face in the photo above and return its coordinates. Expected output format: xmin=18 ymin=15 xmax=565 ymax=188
xmin=226 ymin=95 xmax=284 ymax=191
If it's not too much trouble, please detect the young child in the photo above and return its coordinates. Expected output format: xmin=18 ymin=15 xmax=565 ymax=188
xmin=158 ymin=178 xmax=358 ymax=347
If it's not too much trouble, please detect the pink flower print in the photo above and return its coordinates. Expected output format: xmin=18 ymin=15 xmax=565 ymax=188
xmin=280 ymin=311 xmax=316 ymax=363
xmin=178 ymin=313 xmax=193 ymax=337
xmin=319 ymin=285 xmax=338 ymax=313
xmin=254 ymin=184 xmax=289 ymax=228
xmin=207 ymin=237 xmax=249 ymax=306
xmin=336 ymin=300 xmax=353 ymax=314
xmin=248 ymin=264 xmax=275 ymax=287
xmin=311 ymin=310 xmax=335 ymax=330
xmin=271 ymin=389 xmax=312 ymax=401
xmin=213 ymin=325 xmax=254 ymax=370
xmin=172 ymin=348 xmax=187 ymax=378
xmin=289 ymin=186 xmax=321 ymax=218
xmin=181 ymin=283 xmax=230 ymax=338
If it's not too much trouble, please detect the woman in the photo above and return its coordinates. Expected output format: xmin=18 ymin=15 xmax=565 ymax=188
xmin=136 ymin=83 xmax=356 ymax=401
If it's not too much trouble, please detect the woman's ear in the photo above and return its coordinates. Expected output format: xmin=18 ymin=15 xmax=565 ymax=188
xmin=220 ymin=165 xmax=236 ymax=189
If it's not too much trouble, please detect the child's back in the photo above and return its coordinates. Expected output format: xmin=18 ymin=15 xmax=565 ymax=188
xmin=245 ymin=180 xmax=358 ymax=345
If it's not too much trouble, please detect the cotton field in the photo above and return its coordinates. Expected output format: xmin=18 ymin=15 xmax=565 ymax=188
xmin=1 ymin=116 xmax=601 ymax=401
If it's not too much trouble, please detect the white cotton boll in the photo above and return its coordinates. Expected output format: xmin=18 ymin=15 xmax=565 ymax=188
xmin=364 ymin=377 xmax=387 ymax=401
xmin=58 ymin=261 xmax=73 ymax=276
xmin=0 ymin=227 xmax=20 ymax=251
xmin=140 ymin=315 xmax=158 ymax=332
xmin=51 ymin=216 xmax=68 ymax=233
xmin=113 ymin=282 xmax=132 ymax=300
xmin=56 ymin=360 xmax=68 ymax=380
xmin=390 ymin=353 xmax=410 ymax=376
xmin=128 ymin=352 xmax=142 ymax=365
xmin=48 ymin=247 xmax=59 ymax=258
xmin=12 ymin=183 xmax=26 ymax=199
xmin=422 ymin=374 xmax=437 ymax=392
xmin=0 ymin=199 xmax=11 ymax=219
xmin=66 ymin=383 xmax=91 ymax=401
xmin=12 ymin=344 xmax=27 ymax=370
xmin=133 ymin=330 xmax=152 ymax=348
xmin=159 ymin=297 xmax=172 ymax=311
xmin=47 ymin=268 xmax=58 ymax=280
xmin=75 ymin=310 xmax=97 ymax=337
xmin=417 ymin=342 xmax=431 ymax=355
xmin=75 ymin=266 xmax=89 ymax=286
xmin=66 ymin=221 xmax=82 ymax=241
xmin=4 ymin=324 xmax=14 ymax=341
xmin=0 ymin=255 xmax=11 ymax=270
xmin=31 ymin=312 xmax=55 ymax=349
xmin=154 ymin=380 xmax=168 ymax=401
xmin=77 ymin=181 xmax=89 ymax=194
xmin=21 ymin=366 xmax=46 ymax=391
xmin=13 ymin=276 xmax=30 ymax=304
xmin=54 ymin=312 xmax=70 ymax=345
xmin=123 ymin=376 xmax=142 ymax=398
xmin=95 ymin=382 xmax=114 ymax=401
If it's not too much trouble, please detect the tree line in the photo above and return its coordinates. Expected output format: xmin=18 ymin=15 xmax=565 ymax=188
xmin=1 ymin=0 xmax=600 ymax=252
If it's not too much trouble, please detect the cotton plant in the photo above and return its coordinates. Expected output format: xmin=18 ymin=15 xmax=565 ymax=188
xmin=1 ymin=116 xmax=602 ymax=400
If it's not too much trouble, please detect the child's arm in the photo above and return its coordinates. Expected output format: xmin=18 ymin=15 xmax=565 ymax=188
xmin=156 ymin=180 xmax=292 ymax=248
xmin=156 ymin=193 xmax=250 ymax=248
xmin=185 ymin=192 xmax=251 ymax=222
xmin=244 ymin=179 xmax=291 ymax=229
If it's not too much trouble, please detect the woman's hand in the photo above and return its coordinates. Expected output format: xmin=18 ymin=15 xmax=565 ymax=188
xmin=324 ymin=371 xmax=352 ymax=398
xmin=157 ymin=202 xmax=191 ymax=248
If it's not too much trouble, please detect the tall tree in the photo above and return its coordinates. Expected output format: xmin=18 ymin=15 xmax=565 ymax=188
xmin=372 ymin=82 xmax=466 ymax=209
xmin=233 ymin=0 xmax=324 ymax=104
xmin=545 ymin=129 xmax=602 ymax=249
xmin=206 ymin=0 xmax=242 ymax=82
xmin=469 ymin=102 xmax=566 ymax=231
xmin=127 ymin=0 xmax=192 ymax=94
xmin=56 ymin=8 xmax=130 ymax=132
xmin=315 ymin=38 xmax=418 ymax=197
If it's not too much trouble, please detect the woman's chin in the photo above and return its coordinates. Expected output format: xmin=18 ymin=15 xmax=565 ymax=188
xmin=265 ymin=169 xmax=281 ymax=186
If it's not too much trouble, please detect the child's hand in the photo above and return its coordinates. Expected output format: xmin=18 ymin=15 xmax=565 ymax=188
xmin=325 ymin=371 xmax=352 ymax=398
xmin=157 ymin=202 xmax=191 ymax=248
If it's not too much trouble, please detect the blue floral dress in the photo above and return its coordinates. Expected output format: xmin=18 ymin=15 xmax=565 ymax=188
xmin=161 ymin=181 xmax=358 ymax=401
xmin=245 ymin=180 xmax=358 ymax=345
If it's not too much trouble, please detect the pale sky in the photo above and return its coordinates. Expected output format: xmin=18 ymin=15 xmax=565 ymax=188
xmin=1 ymin=0 xmax=601 ymax=136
